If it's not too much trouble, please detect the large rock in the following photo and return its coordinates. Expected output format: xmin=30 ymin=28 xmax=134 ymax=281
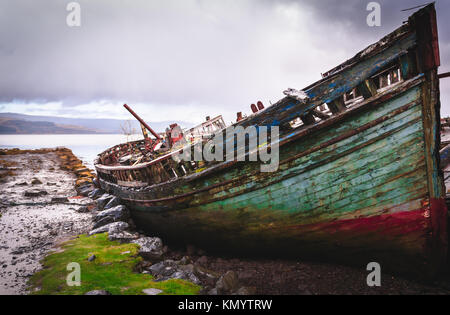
xmin=92 ymin=205 xmax=129 ymax=229
xmin=89 ymin=221 xmax=129 ymax=236
xmin=104 ymin=196 xmax=121 ymax=210
xmin=92 ymin=216 xmax=114 ymax=229
xmin=108 ymin=231 xmax=140 ymax=243
xmin=88 ymin=188 xmax=104 ymax=200
xmin=171 ymin=270 xmax=200 ymax=284
xmin=94 ymin=205 xmax=129 ymax=223
xmin=132 ymin=237 xmax=165 ymax=261
xmin=147 ymin=260 xmax=200 ymax=284
xmin=149 ymin=260 xmax=178 ymax=277
xmin=77 ymin=184 xmax=95 ymax=196
xmin=96 ymin=193 xmax=114 ymax=210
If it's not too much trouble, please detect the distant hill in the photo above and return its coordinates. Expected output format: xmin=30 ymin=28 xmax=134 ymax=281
xmin=0 ymin=113 xmax=193 ymax=134
xmin=0 ymin=118 xmax=104 ymax=134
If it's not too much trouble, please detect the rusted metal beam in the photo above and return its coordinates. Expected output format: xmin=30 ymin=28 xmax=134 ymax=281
xmin=123 ymin=104 xmax=161 ymax=140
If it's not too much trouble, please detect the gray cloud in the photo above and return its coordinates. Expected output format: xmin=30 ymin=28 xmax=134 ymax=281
xmin=0 ymin=0 xmax=449 ymax=123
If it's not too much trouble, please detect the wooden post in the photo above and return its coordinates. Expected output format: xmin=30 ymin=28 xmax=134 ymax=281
xmin=327 ymin=96 xmax=346 ymax=114
xmin=357 ymin=79 xmax=378 ymax=99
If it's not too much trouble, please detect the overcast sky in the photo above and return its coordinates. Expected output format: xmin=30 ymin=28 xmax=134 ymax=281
xmin=0 ymin=0 xmax=449 ymax=125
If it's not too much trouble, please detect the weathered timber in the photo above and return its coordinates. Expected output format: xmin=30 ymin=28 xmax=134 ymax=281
xmin=94 ymin=4 xmax=447 ymax=280
xmin=357 ymin=79 xmax=378 ymax=99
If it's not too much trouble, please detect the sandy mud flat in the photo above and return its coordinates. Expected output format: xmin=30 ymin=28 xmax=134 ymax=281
xmin=0 ymin=151 xmax=92 ymax=294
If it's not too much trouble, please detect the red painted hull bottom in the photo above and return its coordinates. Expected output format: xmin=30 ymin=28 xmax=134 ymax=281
xmin=125 ymin=198 xmax=448 ymax=280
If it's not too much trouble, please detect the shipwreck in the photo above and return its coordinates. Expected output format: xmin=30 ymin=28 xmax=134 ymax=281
xmin=95 ymin=4 xmax=449 ymax=278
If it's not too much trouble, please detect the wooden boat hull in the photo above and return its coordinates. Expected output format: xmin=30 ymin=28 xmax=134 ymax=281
xmin=96 ymin=5 xmax=448 ymax=279
xmin=99 ymin=79 xmax=447 ymax=278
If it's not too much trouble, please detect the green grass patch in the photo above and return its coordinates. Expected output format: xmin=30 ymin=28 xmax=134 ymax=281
xmin=28 ymin=233 xmax=201 ymax=295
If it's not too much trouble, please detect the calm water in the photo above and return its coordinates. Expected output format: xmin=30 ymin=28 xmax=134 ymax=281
xmin=0 ymin=134 xmax=143 ymax=168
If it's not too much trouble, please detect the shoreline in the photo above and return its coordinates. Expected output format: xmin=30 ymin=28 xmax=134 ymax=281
xmin=1 ymin=148 xmax=450 ymax=294
xmin=0 ymin=148 xmax=93 ymax=294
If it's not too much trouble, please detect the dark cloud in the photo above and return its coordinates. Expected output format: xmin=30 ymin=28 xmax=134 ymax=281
xmin=0 ymin=0 xmax=449 ymax=122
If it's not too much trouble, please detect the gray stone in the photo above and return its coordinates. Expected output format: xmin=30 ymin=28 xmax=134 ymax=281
xmin=88 ymin=188 xmax=104 ymax=200
xmin=24 ymin=190 xmax=48 ymax=197
xmin=148 ymin=260 xmax=177 ymax=277
xmin=142 ymin=288 xmax=163 ymax=295
xmin=92 ymin=216 xmax=114 ymax=230
xmin=216 ymin=271 xmax=239 ymax=294
xmin=51 ymin=197 xmax=69 ymax=203
xmin=96 ymin=193 xmax=113 ymax=210
xmin=104 ymin=197 xmax=121 ymax=210
xmin=77 ymin=184 xmax=94 ymax=196
xmin=31 ymin=178 xmax=42 ymax=185
xmin=84 ymin=290 xmax=111 ymax=295
xmin=108 ymin=231 xmax=140 ymax=243
xmin=132 ymin=237 xmax=165 ymax=261
xmin=194 ymin=265 xmax=220 ymax=280
xmin=171 ymin=270 xmax=200 ymax=284
xmin=89 ymin=221 xmax=129 ymax=236
xmin=94 ymin=205 xmax=129 ymax=223
xmin=76 ymin=206 xmax=89 ymax=213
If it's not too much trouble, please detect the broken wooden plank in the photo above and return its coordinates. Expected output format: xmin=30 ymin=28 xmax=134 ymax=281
xmin=327 ymin=96 xmax=347 ymax=114
xmin=312 ymin=109 xmax=330 ymax=120
xmin=357 ymin=78 xmax=378 ymax=99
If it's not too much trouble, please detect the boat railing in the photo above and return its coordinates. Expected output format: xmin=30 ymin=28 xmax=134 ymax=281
xmin=95 ymin=137 xmax=219 ymax=188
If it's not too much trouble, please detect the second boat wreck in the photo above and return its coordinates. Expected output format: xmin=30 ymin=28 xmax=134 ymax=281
xmin=95 ymin=4 xmax=448 ymax=279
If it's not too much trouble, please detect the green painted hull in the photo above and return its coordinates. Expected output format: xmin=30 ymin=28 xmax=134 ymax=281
xmin=96 ymin=5 xmax=448 ymax=278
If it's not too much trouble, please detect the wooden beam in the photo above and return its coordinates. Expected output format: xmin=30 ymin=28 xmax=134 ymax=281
xmin=438 ymin=72 xmax=450 ymax=79
xmin=357 ymin=79 xmax=378 ymax=99
xmin=400 ymin=51 xmax=418 ymax=80
xmin=312 ymin=109 xmax=330 ymax=120
xmin=300 ymin=112 xmax=316 ymax=125
xmin=327 ymin=96 xmax=346 ymax=114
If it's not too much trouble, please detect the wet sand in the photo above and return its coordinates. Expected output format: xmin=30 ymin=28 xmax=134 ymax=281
xmin=0 ymin=151 xmax=92 ymax=294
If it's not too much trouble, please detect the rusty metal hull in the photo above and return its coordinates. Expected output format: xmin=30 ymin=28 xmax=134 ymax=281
xmin=96 ymin=5 xmax=448 ymax=278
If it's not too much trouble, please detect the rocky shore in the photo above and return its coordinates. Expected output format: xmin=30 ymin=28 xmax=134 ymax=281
xmin=1 ymin=147 xmax=450 ymax=295
xmin=0 ymin=148 xmax=93 ymax=294
xmin=82 ymin=179 xmax=450 ymax=295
